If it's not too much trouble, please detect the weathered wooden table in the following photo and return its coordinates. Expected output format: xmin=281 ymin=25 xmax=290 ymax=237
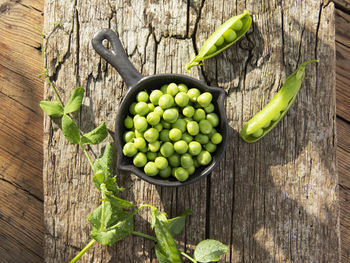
xmin=0 ymin=0 xmax=350 ymax=262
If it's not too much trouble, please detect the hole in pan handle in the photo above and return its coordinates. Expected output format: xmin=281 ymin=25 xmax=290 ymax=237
xmin=91 ymin=28 xmax=143 ymax=88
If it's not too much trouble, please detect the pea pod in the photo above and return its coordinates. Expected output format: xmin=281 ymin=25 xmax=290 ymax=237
xmin=185 ymin=9 xmax=252 ymax=72
xmin=153 ymin=214 xmax=182 ymax=262
xmin=240 ymin=60 xmax=318 ymax=143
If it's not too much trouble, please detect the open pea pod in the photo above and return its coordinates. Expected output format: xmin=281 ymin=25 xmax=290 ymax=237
xmin=185 ymin=9 xmax=252 ymax=72
xmin=240 ymin=60 xmax=318 ymax=143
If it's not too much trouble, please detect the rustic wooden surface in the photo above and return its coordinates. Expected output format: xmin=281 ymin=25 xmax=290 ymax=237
xmin=0 ymin=0 xmax=349 ymax=262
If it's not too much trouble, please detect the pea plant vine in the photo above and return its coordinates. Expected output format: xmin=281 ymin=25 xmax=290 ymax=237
xmin=39 ymin=24 xmax=228 ymax=263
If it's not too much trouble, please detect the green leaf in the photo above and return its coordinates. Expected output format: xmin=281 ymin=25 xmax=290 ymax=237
xmin=165 ymin=209 xmax=192 ymax=236
xmin=61 ymin=115 xmax=80 ymax=144
xmin=81 ymin=122 xmax=108 ymax=145
xmin=39 ymin=101 xmax=64 ymax=118
xmin=155 ymin=244 xmax=172 ymax=263
xmin=194 ymin=239 xmax=228 ymax=262
xmin=64 ymin=87 xmax=84 ymax=114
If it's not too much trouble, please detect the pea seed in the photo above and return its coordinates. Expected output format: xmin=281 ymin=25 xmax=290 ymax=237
xmin=232 ymin=20 xmax=243 ymax=31
xmin=262 ymin=121 xmax=271 ymax=129
xmin=197 ymin=151 xmax=212 ymax=165
xmin=181 ymin=153 xmax=194 ymax=168
xmin=175 ymin=92 xmax=190 ymax=107
xmin=168 ymin=153 xmax=180 ymax=167
xmin=135 ymin=102 xmax=149 ymax=116
xmin=195 ymin=133 xmax=209 ymax=144
xmin=223 ymin=28 xmax=237 ymax=42
xmin=252 ymin=128 xmax=263 ymax=138
xmin=188 ymin=141 xmax=202 ymax=156
xmin=150 ymin=90 xmax=163 ymax=105
xmin=204 ymin=103 xmax=215 ymax=113
xmin=167 ymin=83 xmax=179 ymax=96
xmin=137 ymin=91 xmax=149 ymax=102
xmin=174 ymin=140 xmax=188 ymax=154
xmin=149 ymin=141 xmax=161 ymax=152
xmin=187 ymin=165 xmax=195 ymax=175
xmin=123 ymin=131 xmax=135 ymax=143
xmin=160 ymin=129 xmax=171 ymax=142
xmin=124 ymin=116 xmax=134 ymax=129
xmin=133 ymin=152 xmax=147 ymax=167
xmin=206 ymin=113 xmax=220 ymax=127
xmin=205 ymin=142 xmax=217 ymax=153
xmin=123 ymin=142 xmax=137 ymax=157
xmin=178 ymin=83 xmax=188 ymax=93
xmin=159 ymin=166 xmax=172 ymax=178
xmin=144 ymin=128 xmax=159 ymax=143
xmin=207 ymin=45 xmax=217 ymax=55
xmin=187 ymin=88 xmax=201 ymax=102
xmin=134 ymin=116 xmax=148 ymax=132
xmin=172 ymin=119 xmax=187 ymax=133
xmin=197 ymin=92 xmax=212 ymax=108
xmin=163 ymin=108 xmax=179 ymax=123
xmin=153 ymin=106 xmax=164 ymax=117
xmin=135 ymin=130 xmax=144 ymax=138
xmin=160 ymin=84 xmax=168 ymax=94
xmin=159 ymin=94 xmax=174 ymax=109
xmin=148 ymin=103 xmax=155 ymax=112
xmin=147 ymin=112 xmax=161 ymax=126
xmin=133 ymin=137 xmax=147 ymax=150
xmin=139 ymin=146 xmax=148 ymax=153
xmin=161 ymin=120 xmax=171 ymax=129
xmin=173 ymin=167 xmax=189 ymax=182
xmin=187 ymin=121 xmax=200 ymax=136
xmin=154 ymin=123 xmax=163 ymax=132
xmin=169 ymin=128 xmax=182 ymax=141
xmin=144 ymin=162 xmax=159 ymax=176
xmin=215 ymin=36 xmax=224 ymax=46
xmin=193 ymin=109 xmax=206 ymax=122
xmin=182 ymin=132 xmax=193 ymax=144
xmin=199 ymin=119 xmax=213 ymax=134
xmin=155 ymin=156 xmax=168 ymax=170
xmin=211 ymin=133 xmax=223 ymax=144
xmin=129 ymin=102 xmax=137 ymax=115
xmin=272 ymin=112 xmax=281 ymax=122
xmin=183 ymin=106 xmax=195 ymax=118
xmin=160 ymin=142 xmax=174 ymax=157
xmin=147 ymin=151 xmax=157 ymax=161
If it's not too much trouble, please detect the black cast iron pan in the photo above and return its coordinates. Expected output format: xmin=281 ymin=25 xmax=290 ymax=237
xmin=92 ymin=28 xmax=228 ymax=187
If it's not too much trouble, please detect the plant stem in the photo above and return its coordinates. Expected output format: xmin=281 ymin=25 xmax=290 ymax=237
xmin=132 ymin=231 xmax=157 ymax=242
xmin=70 ymin=239 xmax=96 ymax=263
xmin=81 ymin=144 xmax=94 ymax=169
xmin=181 ymin=252 xmax=197 ymax=263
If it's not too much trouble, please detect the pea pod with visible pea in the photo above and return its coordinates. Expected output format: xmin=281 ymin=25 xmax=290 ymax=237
xmin=239 ymin=60 xmax=318 ymax=143
xmin=185 ymin=9 xmax=252 ymax=72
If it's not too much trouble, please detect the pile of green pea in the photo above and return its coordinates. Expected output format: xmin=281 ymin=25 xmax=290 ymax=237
xmin=122 ymin=83 xmax=223 ymax=182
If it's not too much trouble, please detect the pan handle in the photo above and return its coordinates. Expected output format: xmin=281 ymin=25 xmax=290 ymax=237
xmin=92 ymin=29 xmax=143 ymax=88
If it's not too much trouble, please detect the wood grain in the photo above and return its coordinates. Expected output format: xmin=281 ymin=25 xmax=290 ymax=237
xmin=42 ymin=1 xmax=339 ymax=262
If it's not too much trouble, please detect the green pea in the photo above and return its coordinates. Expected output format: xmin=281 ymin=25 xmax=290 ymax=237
xmin=232 ymin=20 xmax=243 ymax=31
xmin=155 ymin=156 xmax=168 ymax=170
xmin=147 ymin=112 xmax=161 ymax=126
xmin=205 ymin=142 xmax=217 ymax=153
xmin=188 ymin=141 xmax=202 ymax=156
xmin=183 ymin=106 xmax=195 ymax=118
xmin=215 ymin=36 xmax=224 ymax=46
xmin=139 ymin=146 xmax=148 ymax=153
xmin=137 ymin=91 xmax=149 ymax=102
xmin=193 ymin=109 xmax=206 ymax=122
xmin=183 ymin=117 xmax=193 ymax=124
xmin=199 ymin=119 xmax=213 ymax=134
xmin=160 ymin=142 xmax=174 ymax=157
xmin=147 ymin=151 xmax=157 ymax=161
xmin=154 ymin=106 xmax=164 ymax=117
xmin=133 ymin=114 xmax=141 ymax=122
xmin=239 ymin=60 xmax=318 ymax=143
xmin=123 ymin=142 xmax=137 ymax=157
xmin=150 ymin=90 xmax=163 ymax=105
xmin=178 ymin=83 xmax=188 ymax=93
xmin=144 ymin=128 xmax=159 ymax=143
xmin=133 ymin=152 xmax=147 ymax=167
xmin=160 ymin=129 xmax=170 ymax=142
xmin=182 ymin=132 xmax=193 ymax=144
xmin=129 ymin=102 xmax=137 ymax=115
xmin=160 ymin=84 xmax=168 ymax=94
xmin=193 ymin=158 xmax=200 ymax=168
xmin=175 ymin=92 xmax=190 ymax=107
xmin=187 ymin=121 xmax=199 ymax=136
xmin=206 ymin=113 xmax=220 ymax=127
xmin=204 ymin=103 xmax=215 ymax=113
xmin=168 ymin=153 xmax=180 ymax=167
xmin=161 ymin=120 xmax=172 ymax=129
xmin=208 ymin=128 xmax=217 ymax=138
xmin=123 ymin=131 xmax=135 ymax=143
xmin=148 ymin=103 xmax=155 ymax=112
xmin=159 ymin=166 xmax=172 ymax=178
xmin=172 ymin=119 xmax=187 ymax=133
xmin=187 ymin=166 xmax=195 ymax=175
xmin=135 ymin=130 xmax=144 ymax=138
xmin=187 ymin=88 xmax=201 ymax=102
xmin=163 ymin=108 xmax=179 ymax=123
xmin=154 ymin=123 xmax=163 ymax=132
xmin=124 ymin=116 xmax=134 ymax=129
xmin=134 ymin=116 xmax=148 ymax=132
xmin=197 ymin=92 xmax=212 ymax=108
xmin=197 ymin=151 xmax=212 ymax=165
xmin=169 ymin=128 xmax=182 ymax=141
xmin=173 ymin=167 xmax=189 ymax=182
xmin=195 ymin=133 xmax=209 ymax=144
xmin=167 ymin=83 xmax=179 ymax=96
xmin=252 ymin=128 xmax=263 ymax=138
xmin=144 ymin=162 xmax=159 ymax=176
xmin=133 ymin=137 xmax=147 ymax=150
xmin=149 ymin=141 xmax=161 ymax=152
xmin=181 ymin=153 xmax=193 ymax=168
xmin=135 ymin=102 xmax=149 ymax=116
xmin=206 ymin=45 xmax=217 ymax=55
xmin=158 ymin=94 xmax=174 ymax=109
xmin=185 ymin=10 xmax=252 ymax=72
xmin=223 ymin=28 xmax=237 ymax=43
xmin=174 ymin=140 xmax=188 ymax=154
xmin=211 ymin=133 xmax=223 ymax=144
